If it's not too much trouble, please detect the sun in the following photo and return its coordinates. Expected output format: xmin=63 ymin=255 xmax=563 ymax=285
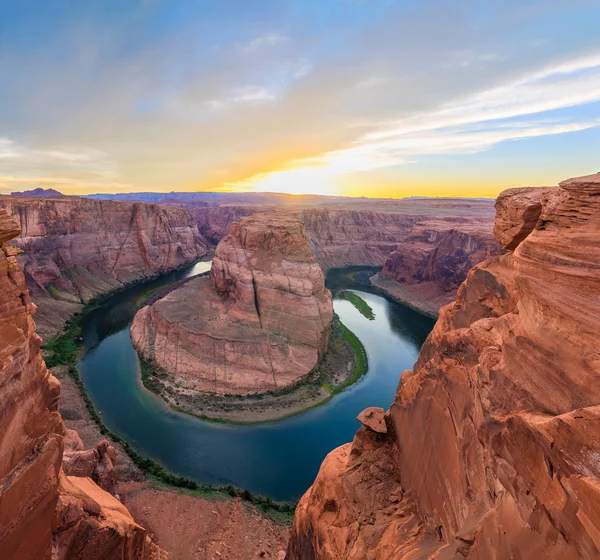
xmin=242 ymin=166 xmax=341 ymax=196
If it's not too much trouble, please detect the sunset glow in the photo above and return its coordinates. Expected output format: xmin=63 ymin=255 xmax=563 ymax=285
xmin=234 ymin=167 xmax=341 ymax=196
xmin=1 ymin=1 xmax=599 ymax=198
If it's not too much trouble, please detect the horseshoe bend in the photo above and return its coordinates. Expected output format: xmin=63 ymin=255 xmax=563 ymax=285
xmin=131 ymin=212 xmax=334 ymax=396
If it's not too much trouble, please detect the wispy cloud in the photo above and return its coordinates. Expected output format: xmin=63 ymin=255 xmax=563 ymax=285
xmin=302 ymin=53 xmax=600 ymax=171
xmin=242 ymin=33 xmax=289 ymax=54
xmin=207 ymin=85 xmax=276 ymax=111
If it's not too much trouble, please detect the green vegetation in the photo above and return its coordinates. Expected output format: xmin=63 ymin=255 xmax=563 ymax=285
xmin=41 ymin=274 xmax=295 ymax=524
xmin=338 ymin=290 xmax=375 ymax=320
xmin=330 ymin=319 xmax=369 ymax=394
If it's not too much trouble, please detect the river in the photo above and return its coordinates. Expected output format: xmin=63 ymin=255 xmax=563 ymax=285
xmin=77 ymin=262 xmax=435 ymax=502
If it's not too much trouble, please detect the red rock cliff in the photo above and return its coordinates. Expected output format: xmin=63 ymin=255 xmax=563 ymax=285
xmin=131 ymin=212 xmax=333 ymax=395
xmin=0 ymin=209 xmax=63 ymax=558
xmin=0 ymin=197 xmax=209 ymax=337
xmin=0 ymin=208 xmax=166 ymax=559
xmin=287 ymin=173 xmax=600 ymax=559
xmin=373 ymin=220 xmax=500 ymax=315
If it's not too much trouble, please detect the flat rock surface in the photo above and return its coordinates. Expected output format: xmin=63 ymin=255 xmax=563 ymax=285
xmin=121 ymin=481 xmax=289 ymax=560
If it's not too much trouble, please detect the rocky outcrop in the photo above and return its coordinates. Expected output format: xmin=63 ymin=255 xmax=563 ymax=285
xmin=288 ymin=176 xmax=600 ymax=559
xmin=63 ymin=437 xmax=118 ymax=495
xmin=373 ymin=220 xmax=500 ymax=315
xmin=0 ymin=208 xmax=165 ymax=559
xmin=0 ymin=208 xmax=64 ymax=559
xmin=131 ymin=211 xmax=333 ymax=395
xmin=52 ymin=474 xmax=166 ymax=560
xmin=0 ymin=197 xmax=209 ymax=337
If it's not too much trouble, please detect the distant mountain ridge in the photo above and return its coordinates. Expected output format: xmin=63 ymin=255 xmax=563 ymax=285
xmin=10 ymin=187 xmax=64 ymax=197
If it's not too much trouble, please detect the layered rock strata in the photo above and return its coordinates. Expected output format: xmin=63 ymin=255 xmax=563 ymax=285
xmin=373 ymin=220 xmax=500 ymax=315
xmin=0 ymin=208 xmax=165 ymax=559
xmin=0 ymin=209 xmax=64 ymax=558
xmin=288 ymin=174 xmax=600 ymax=559
xmin=0 ymin=196 xmax=209 ymax=337
xmin=132 ymin=212 xmax=333 ymax=394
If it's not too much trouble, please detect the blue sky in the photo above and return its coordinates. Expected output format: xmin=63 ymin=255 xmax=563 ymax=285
xmin=1 ymin=0 xmax=599 ymax=197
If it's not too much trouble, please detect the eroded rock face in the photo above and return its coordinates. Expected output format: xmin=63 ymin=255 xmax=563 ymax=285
xmin=0 ymin=208 xmax=165 ymax=560
xmin=52 ymin=474 xmax=166 ymax=560
xmin=375 ymin=221 xmax=500 ymax=314
xmin=132 ymin=212 xmax=333 ymax=394
xmin=0 ymin=197 xmax=209 ymax=337
xmin=288 ymin=175 xmax=600 ymax=559
xmin=0 ymin=209 xmax=64 ymax=559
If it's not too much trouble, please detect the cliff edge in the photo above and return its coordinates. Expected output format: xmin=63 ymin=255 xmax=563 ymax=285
xmin=287 ymin=173 xmax=600 ymax=559
xmin=0 ymin=208 xmax=165 ymax=559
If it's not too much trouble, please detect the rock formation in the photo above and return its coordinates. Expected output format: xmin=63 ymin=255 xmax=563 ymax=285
xmin=131 ymin=211 xmax=333 ymax=394
xmin=0 ymin=197 xmax=209 ymax=337
xmin=288 ymin=173 xmax=600 ymax=559
xmin=0 ymin=209 xmax=64 ymax=558
xmin=373 ymin=220 xmax=500 ymax=315
xmin=0 ymin=208 xmax=165 ymax=559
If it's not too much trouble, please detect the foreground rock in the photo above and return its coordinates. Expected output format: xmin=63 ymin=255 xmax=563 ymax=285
xmin=132 ymin=212 xmax=333 ymax=395
xmin=0 ymin=208 xmax=165 ymax=559
xmin=0 ymin=196 xmax=209 ymax=337
xmin=53 ymin=474 xmax=166 ymax=560
xmin=0 ymin=209 xmax=63 ymax=558
xmin=288 ymin=174 xmax=600 ymax=559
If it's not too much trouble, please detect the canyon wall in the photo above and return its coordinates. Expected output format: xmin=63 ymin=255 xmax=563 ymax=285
xmin=0 ymin=197 xmax=209 ymax=337
xmin=131 ymin=211 xmax=333 ymax=395
xmin=0 ymin=208 xmax=165 ymax=559
xmin=288 ymin=173 xmax=600 ymax=559
xmin=190 ymin=201 xmax=497 ymax=272
xmin=372 ymin=220 xmax=500 ymax=315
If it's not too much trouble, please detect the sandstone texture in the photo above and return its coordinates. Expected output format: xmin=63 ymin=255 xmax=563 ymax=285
xmin=52 ymin=474 xmax=166 ymax=560
xmin=0 ymin=207 xmax=165 ymax=559
xmin=189 ymin=200 xmax=497 ymax=315
xmin=374 ymin=220 xmax=500 ymax=314
xmin=0 ymin=208 xmax=64 ymax=559
xmin=0 ymin=196 xmax=209 ymax=337
xmin=288 ymin=176 xmax=600 ymax=559
xmin=132 ymin=212 xmax=333 ymax=394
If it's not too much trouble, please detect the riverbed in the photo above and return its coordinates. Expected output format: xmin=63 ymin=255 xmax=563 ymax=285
xmin=77 ymin=262 xmax=434 ymax=502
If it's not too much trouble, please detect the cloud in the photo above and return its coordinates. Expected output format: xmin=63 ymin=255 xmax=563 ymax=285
xmin=242 ymin=33 xmax=289 ymax=54
xmin=207 ymin=85 xmax=276 ymax=110
xmin=1 ymin=0 xmax=599 ymax=195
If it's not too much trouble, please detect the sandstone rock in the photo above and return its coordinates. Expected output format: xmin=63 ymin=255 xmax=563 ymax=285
xmin=63 ymin=429 xmax=84 ymax=452
xmin=63 ymin=439 xmax=118 ymax=495
xmin=132 ymin=212 xmax=333 ymax=394
xmin=0 ymin=207 xmax=165 ymax=559
xmin=356 ymin=407 xmax=387 ymax=434
xmin=52 ymin=474 xmax=166 ymax=560
xmin=494 ymin=186 xmax=557 ymax=249
xmin=0 ymin=197 xmax=209 ymax=337
xmin=288 ymin=173 xmax=600 ymax=559
xmin=0 ymin=208 xmax=64 ymax=560
xmin=377 ymin=220 xmax=500 ymax=314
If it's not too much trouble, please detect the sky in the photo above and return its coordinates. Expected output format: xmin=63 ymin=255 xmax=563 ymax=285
xmin=1 ymin=0 xmax=600 ymax=198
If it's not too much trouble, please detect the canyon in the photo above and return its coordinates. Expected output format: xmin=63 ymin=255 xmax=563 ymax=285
xmin=287 ymin=173 xmax=600 ymax=559
xmin=0 ymin=194 xmax=498 ymax=345
xmin=131 ymin=211 xmax=334 ymax=395
xmin=0 ymin=196 xmax=209 ymax=338
xmin=0 ymin=208 xmax=166 ymax=559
